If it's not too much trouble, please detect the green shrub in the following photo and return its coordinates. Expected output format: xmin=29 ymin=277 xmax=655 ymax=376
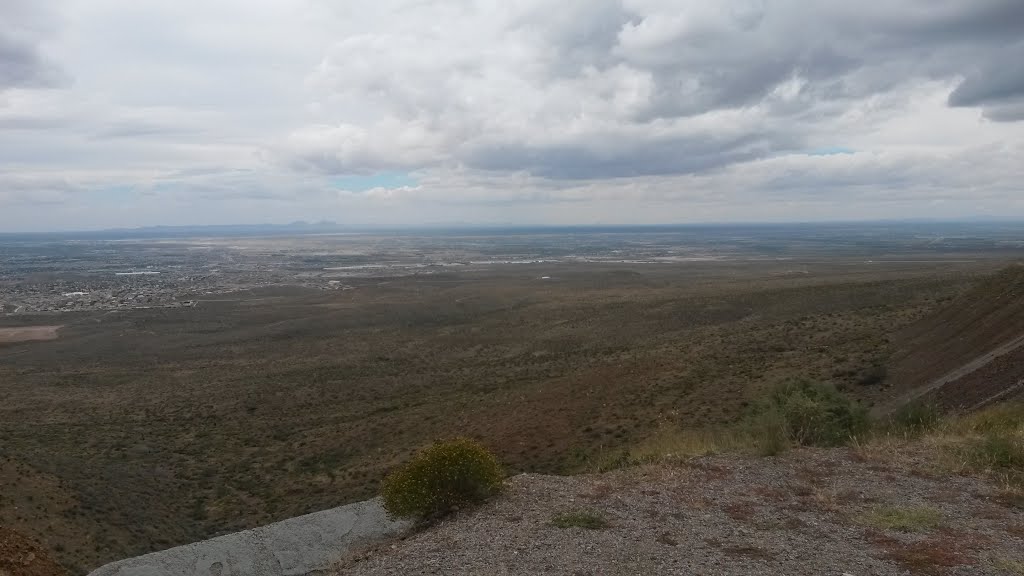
xmin=752 ymin=380 xmax=869 ymax=447
xmin=381 ymin=438 xmax=503 ymax=519
xmin=889 ymin=401 xmax=941 ymax=435
xmin=746 ymin=406 xmax=790 ymax=456
xmin=964 ymin=433 xmax=1024 ymax=470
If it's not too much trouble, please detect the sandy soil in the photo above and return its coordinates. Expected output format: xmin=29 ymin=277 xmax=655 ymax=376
xmin=0 ymin=326 xmax=62 ymax=344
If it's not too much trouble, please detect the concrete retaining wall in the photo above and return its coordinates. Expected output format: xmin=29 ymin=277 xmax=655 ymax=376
xmin=87 ymin=498 xmax=409 ymax=576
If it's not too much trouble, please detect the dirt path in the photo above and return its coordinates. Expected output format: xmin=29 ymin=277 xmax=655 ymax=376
xmin=876 ymin=332 xmax=1024 ymax=415
xmin=968 ymin=377 xmax=1024 ymax=410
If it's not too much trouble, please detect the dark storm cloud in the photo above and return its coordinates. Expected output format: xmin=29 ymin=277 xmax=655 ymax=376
xmin=0 ymin=1 xmax=64 ymax=90
xmin=0 ymin=32 xmax=56 ymax=89
xmin=950 ymin=63 xmax=1024 ymax=107
xmin=471 ymin=0 xmax=1024 ymax=178
xmin=464 ymin=130 xmax=797 ymax=180
xmin=647 ymin=1 xmax=1021 ymax=115
xmin=283 ymin=0 xmax=1024 ymax=185
xmin=897 ymin=0 xmax=1024 ymax=42
xmin=947 ymin=42 xmax=1024 ymax=121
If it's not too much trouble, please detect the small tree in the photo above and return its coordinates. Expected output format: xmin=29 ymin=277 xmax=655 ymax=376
xmin=381 ymin=438 xmax=503 ymax=519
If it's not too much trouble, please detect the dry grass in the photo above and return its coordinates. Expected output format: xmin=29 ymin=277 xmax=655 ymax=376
xmin=994 ymin=488 xmax=1024 ymax=510
xmin=878 ymin=538 xmax=968 ymax=575
xmin=683 ymin=460 xmax=735 ymax=481
xmin=580 ymin=482 xmax=616 ymax=501
xmin=856 ymin=505 xmax=943 ymax=532
xmin=991 ymin=557 xmax=1024 ymax=576
xmin=948 ymin=402 xmax=1024 ymax=436
xmin=846 ymin=403 xmax=1024 ymax=487
xmin=865 ymin=527 xmax=991 ymax=576
xmin=624 ymin=426 xmax=755 ymax=463
xmin=551 ymin=510 xmax=608 ymax=530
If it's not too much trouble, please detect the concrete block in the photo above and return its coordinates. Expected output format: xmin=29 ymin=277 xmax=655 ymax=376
xmin=88 ymin=498 xmax=410 ymax=576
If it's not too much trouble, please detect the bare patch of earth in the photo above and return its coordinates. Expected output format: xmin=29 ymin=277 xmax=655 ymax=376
xmin=0 ymin=326 xmax=62 ymax=344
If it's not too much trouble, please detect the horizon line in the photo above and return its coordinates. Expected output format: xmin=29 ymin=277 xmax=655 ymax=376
xmin=3 ymin=217 xmax=1024 ymax=238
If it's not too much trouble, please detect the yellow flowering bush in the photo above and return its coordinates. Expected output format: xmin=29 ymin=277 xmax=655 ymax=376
xmin=381 ymin=438 xmax=504 ymax=519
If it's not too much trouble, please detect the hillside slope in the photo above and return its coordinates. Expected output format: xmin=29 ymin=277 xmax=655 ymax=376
xmin=0 ymin=527 xmax=68 ymax=576
xmin=2 ymin=263 xmax=979 ymax=572
xmin=336 ymin=449 xmax=1022 ymax=576
xmin=887 ymin=263 xmax=1024 ymax=408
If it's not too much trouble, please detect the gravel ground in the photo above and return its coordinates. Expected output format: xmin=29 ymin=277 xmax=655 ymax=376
xmin=336 ymin=448 xmax=1023 ymax=575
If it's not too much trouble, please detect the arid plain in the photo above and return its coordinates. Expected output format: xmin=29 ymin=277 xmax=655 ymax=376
xmin=1 ymin=223 xmax=1022 ymax=573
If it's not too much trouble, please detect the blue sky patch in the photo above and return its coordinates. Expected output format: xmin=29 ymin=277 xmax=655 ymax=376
xmin=806 ymin=147 xmax=855 ymax=156
xmin=331 ymin=172 xmax=417 ymax=191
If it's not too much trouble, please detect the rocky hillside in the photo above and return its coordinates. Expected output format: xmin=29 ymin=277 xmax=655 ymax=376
xmin=887 ymin=264 xmax=1024 ymax=409
xmin=76 ymin=399 xmax=1024 ymax=576
xmin=338 ymin=399 xmax=1024 ymax=576
xmin=338 ymin=447 xmax=1023 ymax=575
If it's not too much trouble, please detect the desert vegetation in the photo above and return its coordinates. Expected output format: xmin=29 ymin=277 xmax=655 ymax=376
xmin=381 ymin=438 xmax=503 ymax=520
xmin=0 ymin=255 xmax=1016 ymax=572
xmin=748 ymin=379 xmax=870 ymax=450
xmin=342 ymin=400 xmax=1024 ymax=576
xmin=588 ymin=382 xmax=1024 ymax=491
xmin=856 ymin=505 xmax=944 ymax=533
xmin=550 ymin=509 xmax=608 ymax=530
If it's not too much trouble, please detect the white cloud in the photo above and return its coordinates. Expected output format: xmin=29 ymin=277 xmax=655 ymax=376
xmin=1 ymin=0 xmax=1023 ymax=231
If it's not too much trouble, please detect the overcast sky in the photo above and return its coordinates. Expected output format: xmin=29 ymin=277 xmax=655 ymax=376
xmin=1 ymin=0 xmax=1023 ymax=231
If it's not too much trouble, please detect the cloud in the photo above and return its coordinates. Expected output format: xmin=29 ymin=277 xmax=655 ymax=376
xmin=462 ymin=115 xmax=799 ymax=179
xmin=286 ymin=0 xmax=1024 ymax=184
xmin=283 ymin=119 xmax=448 ymax=174
xmin=0 ymin=1 xmax=65 ymax=90
xmin=1 ymin=0 xmax=1024 ymax=231
xmin=948 ymin=41 xmax=1024 ymax=122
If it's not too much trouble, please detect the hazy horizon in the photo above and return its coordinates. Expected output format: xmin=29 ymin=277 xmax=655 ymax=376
xmin=4 ymin=217 xmax=1024 ymax=239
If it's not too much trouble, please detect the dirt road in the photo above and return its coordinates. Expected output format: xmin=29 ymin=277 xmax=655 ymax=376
xmin=877 ymin=332 xmax=1024 ymax=415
